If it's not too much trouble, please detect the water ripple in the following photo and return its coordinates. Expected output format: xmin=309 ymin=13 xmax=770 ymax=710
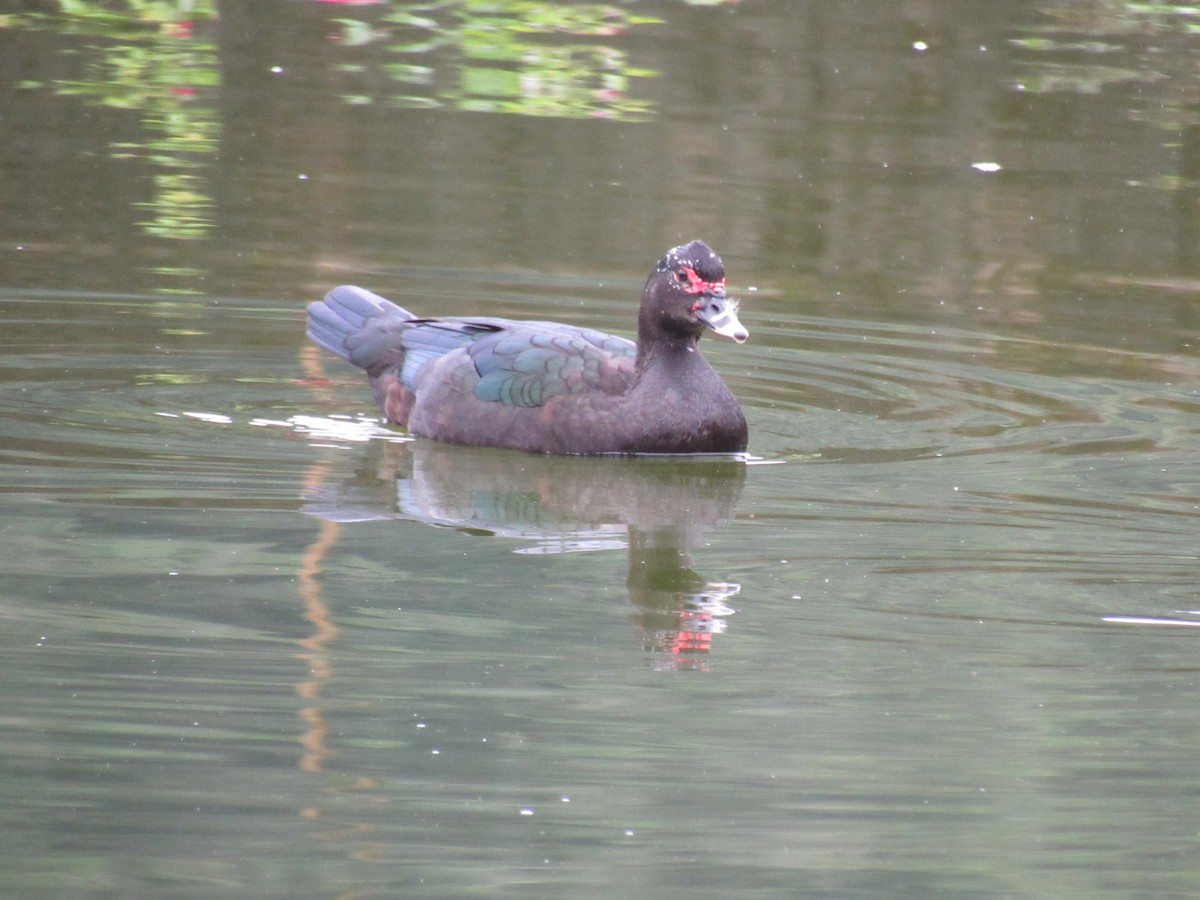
xmin=736 ymin=313 xmax=1200 ymax=464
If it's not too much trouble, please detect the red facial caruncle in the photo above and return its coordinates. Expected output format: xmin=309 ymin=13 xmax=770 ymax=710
xmin=676 ymin=265 xmax=726 ymax=297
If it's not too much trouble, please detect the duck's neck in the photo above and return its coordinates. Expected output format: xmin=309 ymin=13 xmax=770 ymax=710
xmin=637 ymin=288 xmax=697 ymax=365
xmin=636 ymin=303 xmax=704 ymax=371
xmin=635 ymin=331 xmax=703 ymax=373
xmin=633 ymin=328 xmax=715 ymax=401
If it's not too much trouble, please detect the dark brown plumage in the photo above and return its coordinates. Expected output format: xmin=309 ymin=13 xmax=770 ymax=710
xmin=306 ymin=240 xmax=749 ymax=455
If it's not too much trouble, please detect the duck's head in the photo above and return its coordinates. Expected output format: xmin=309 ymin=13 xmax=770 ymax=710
xmin=642 ymin=239 xmax=748 ymax=345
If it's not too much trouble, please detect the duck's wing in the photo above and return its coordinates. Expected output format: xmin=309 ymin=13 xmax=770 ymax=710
xmin=467 ymin=324 xmax=636 ymax=408
xmin=310 ymin=286 xmax=637 ymax=409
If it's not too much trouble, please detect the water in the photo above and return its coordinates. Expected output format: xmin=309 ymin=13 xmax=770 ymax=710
xmin=2 ymin=2 xmax=1200 ymax=897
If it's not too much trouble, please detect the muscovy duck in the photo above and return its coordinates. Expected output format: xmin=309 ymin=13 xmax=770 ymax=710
xmin=305 ymin=239 xmax=749 ymax=455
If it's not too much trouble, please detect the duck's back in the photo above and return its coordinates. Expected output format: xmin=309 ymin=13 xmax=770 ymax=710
xmin=308 ymin=286 xmax=648 ymax=453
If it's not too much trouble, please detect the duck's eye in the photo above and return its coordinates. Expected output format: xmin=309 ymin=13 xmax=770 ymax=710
xmin=675 ymin=269 xmax=690 ymax=283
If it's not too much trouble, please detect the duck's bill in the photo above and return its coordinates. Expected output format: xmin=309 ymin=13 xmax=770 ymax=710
xmin=695 ymin=295 xmax=749 ymax=343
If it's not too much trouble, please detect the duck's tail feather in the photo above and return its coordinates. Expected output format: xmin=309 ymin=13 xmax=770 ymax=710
xmin=306 ymin=286 xmax=415 ymax=361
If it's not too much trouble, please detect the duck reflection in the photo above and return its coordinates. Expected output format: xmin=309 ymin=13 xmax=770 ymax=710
xmin=305 ymin=440 xmax=745 ymax=669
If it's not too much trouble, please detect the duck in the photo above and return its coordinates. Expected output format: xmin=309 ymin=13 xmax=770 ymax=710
xmin=305 ymin=239 xmax=749 ymax=455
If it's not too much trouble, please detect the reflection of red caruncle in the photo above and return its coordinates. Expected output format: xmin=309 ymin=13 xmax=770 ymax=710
xmin=166 ymin=21 xmax=193 ymax=39
xmin=671 ymin=626 xmax=714 ymax=656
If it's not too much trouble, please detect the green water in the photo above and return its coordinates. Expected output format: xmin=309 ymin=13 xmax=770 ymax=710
xmin=2 ymin=2 xmax=1199 ymax=897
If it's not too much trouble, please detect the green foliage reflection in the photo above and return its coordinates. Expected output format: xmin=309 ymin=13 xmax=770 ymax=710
xmin=1010 ymin=2 xmax=1200 ymax=132
xmin=338 ymin=1 xmax=663 ymax=120
xmin=14 ymin=1 xmax=219 ymax=241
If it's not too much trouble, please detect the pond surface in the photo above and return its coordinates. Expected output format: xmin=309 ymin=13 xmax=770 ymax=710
xmin=2 ymin=2 xmax=1200 ymax=897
